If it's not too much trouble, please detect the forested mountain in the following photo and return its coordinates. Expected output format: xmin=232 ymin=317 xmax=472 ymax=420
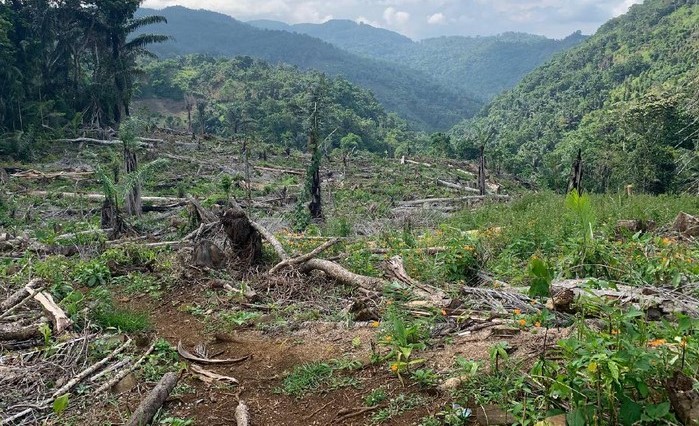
xmin=135 ymin=7 xmax=482 ymax=131
xmin=451 ymin=0 xmax=699 ymax=194
xmin=248 ymin=19 xmax=587 ymax=100
xmin=248 ymin=19 xmax=414 ymax=58
xmin=138 ymin=56 xmax=416 ymax=154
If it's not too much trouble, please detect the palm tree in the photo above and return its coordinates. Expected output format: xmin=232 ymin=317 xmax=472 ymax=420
xmin=92 ymin=0 xmax=168 ymax=124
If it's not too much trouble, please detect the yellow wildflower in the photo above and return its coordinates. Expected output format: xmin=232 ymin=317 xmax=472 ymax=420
xmin=649 ymin=339 xmax=667 ymax=348
xmin=441 ymin=309 xmax=448 ymax=316
xmin=390 ymin=363 xmax=399 ymax=372
xmin=611 ymin=329 xmax=620 ymax=335
xmin=535 ymin=321 xmax=542 ymax=328
xmin=384 ymin=336 xmax=392 ymax=342
xmin=513 ymin=309 xmax=522 ymax=315
xmin=518 ymin=319 xmax=527 ymax=327
xmin=371 ymin=321 xmax=380 ymax=328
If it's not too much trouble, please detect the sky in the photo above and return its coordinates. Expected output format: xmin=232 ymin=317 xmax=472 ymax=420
xmin=141 ymin=0 xmax=644 ymax=39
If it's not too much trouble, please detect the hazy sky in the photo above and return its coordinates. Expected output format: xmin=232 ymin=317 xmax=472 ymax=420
xmin=141 ymin=0 xmax=644 ymax=39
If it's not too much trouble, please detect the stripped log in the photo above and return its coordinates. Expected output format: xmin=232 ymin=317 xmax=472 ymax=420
xmin=399 ymin=195 xmax=510 ymax=207
xmin=436 ymin=179 xmax=480 ymax=193
xmin=270 ymin=238 xmax=340 ymax=274
xmin=32 ymin=289 xmax=72 ymax=334
xmin=28 ymin=191 xmax=187 ymax=206
xmin=1 ymin=278 xmax=42 ymax=311
xmin=235 ymin=400 xmax=250 ymax=426
xmin=126 ymin=372 xmax=179 ymax=426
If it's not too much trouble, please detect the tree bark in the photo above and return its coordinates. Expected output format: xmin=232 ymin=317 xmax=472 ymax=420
xmin=126 ymin=372 xmax=179 ymax=426
xmin=124 ymin=147 xmax=141 ymax=217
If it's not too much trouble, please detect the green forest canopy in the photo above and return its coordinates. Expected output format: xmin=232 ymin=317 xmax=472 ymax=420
xmin=137 ymin=55 xmax=416 ymax=154
xmin=451 ymin=0 xmax=699 ymax=194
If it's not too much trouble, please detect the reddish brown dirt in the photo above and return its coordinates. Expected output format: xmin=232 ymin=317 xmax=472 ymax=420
xmin=71 ymin=278 xmax=564 ymax=425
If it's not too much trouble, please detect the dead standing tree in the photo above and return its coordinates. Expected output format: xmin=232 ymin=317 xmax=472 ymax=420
xmin=121 ymin=119 xmax=142 ymax=217
xmin=307 ymin=102 xmax=323 ymax=221
xmin=567 ymin=148 xmax=584 ymax=195
xmin=478 ymin=145 xmax=487 ymax=196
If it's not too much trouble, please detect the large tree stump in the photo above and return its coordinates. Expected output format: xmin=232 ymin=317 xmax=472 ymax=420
xmin=221 ymin=207 xmax=262 ymax=264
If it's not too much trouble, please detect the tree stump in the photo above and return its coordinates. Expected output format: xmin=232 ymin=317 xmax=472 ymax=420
xmin=221 ymin=207 xmax=262 ymax=264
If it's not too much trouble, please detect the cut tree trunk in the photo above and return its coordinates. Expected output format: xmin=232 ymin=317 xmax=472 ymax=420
xmin=124 ymin=147 xmax=141 ymax=217
xmin=126 ymin=372 xmax=179 ymax=426
xmin=478 ymin=146 xmax=486 ymax=196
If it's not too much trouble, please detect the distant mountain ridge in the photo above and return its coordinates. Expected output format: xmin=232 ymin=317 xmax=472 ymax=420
xmin=135 ymin=6 xmax=482 ymax=131
xmin=247 ymin=18 xmax=587 ymax=100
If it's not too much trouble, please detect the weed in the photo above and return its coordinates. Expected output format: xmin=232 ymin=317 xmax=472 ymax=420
xmin=371 ymin=393 xmax=427 ymax=424
xmin=411 ymin=368 xmax=438 ymax=387
xmin=279 ymin=362 xmax=334 ymax=398
xmin=220 ymin=310 xmax=260 ymax=327
xmin=364 ymin=388 xmax=388 ymax=406
xmin=93 ymin=307 xmax=150 ymax=332
xmin=73 ymin=259 xmax=111 ymax=287
xmin=278 ymin=358 xmax=361 ymax=398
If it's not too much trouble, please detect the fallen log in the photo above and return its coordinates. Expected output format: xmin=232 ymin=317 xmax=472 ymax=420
xmin=28 ymin=191 xmax=187 ymax=206
xmin=550 ymin=279 xmax=699 ymax=318
xmin=1 ymin=278 xmax=42 ymax=311
xmin=250 ymin=221 xmax=448 ymax=306
xmin=126 ymin=372 xmax=179 ymax=426
xmin=0 ymin=323 xmax=44 ymax=341
xmin=10 ymin=169 xmax=94 ymax=180
xmin=254 ymin=165 xmax=304 ymax=176
xmin=54 ymin=137 xmax=153 ymax=148
xmin=436 ymin=179 xmax=480 ymax=194
xmin=32 ymin=289 xmax=72 ymax=334
xmin=399 ymin=195 xmax=510 ymax=207
xmin=270 ymin=238 xmax=340 ymax=274
xmin=235 ymin=400 xmax=250 ymax=426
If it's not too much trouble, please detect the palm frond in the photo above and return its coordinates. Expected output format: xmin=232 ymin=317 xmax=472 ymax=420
xmin=123 ymin=158 xmax=170 ymax=193
xmin=95 ymin=163 xmax=118 ymax=202
xmin=127 ymin=15 xmax=167 ymax=32
xmin=124 ymin=34 xmax=170 ymax=52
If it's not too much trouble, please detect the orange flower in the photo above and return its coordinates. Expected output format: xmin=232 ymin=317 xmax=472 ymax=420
xmin=371 ymin=321 xmax=380 ymax=328
xmin=441 ymin=309 xmax=448 ymax=316
xmin=390 ymin=363 xmax=399 ymax=372
xmin=649 ymin=339 xmax=667 ymax=348
xmin=535 ymin=321 xmax=542 ymax=328
xmin=518 ymin=319 xmax=527 ymax=327
xmin=513 ymin=309 xmax=522 ymax=315
xmin=679 ymin=337 xmax=688 ymax=349
xmin=611 ymin=330 xmax=620 ymax=335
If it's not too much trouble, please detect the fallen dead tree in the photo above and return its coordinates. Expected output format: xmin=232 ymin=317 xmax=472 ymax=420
xmin=248 ymin=220 xmax=450 ymax=307
xmin=28 ymin=191 xmax=187 ymax=206
xmin=436 ymin=179 xmax=480 ymax=194
xmin=54 ymin=137 xmax=153 ymax=148
xmin=398 ymin=195 xmax=510 ymax=207
xmin=126 ymin=372 xmax=179 ymax=426
xmin=177 ymin=341 xmax=250 ymax=364
xmin=10 ymin=169 xmax=93 ymax=181
xmin=551 ymin=279 xmax=699 ymax=318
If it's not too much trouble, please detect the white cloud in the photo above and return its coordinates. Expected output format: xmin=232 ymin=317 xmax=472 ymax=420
xmin=383 ymin=7 xmax=411 ymax=26
xmin=141 ymin=0 xmax=647 ymax=39
xmin=427 ymin=12 xmax=445 ymax=25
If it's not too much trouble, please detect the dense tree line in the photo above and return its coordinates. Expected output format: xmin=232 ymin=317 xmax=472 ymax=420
xmin=451 ymin=0 xmax=699 ymax=194
xmin=0 ymin=0 xmax=165 ymax=138
xmin=138 ymin=55 xmax=417 ymax=154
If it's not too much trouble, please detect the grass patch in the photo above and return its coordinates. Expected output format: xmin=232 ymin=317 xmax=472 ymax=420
xmin=93 ymin=307 xmax=150 ymax=332
xmin=278 ymin=358 xmax=363 ymax=398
